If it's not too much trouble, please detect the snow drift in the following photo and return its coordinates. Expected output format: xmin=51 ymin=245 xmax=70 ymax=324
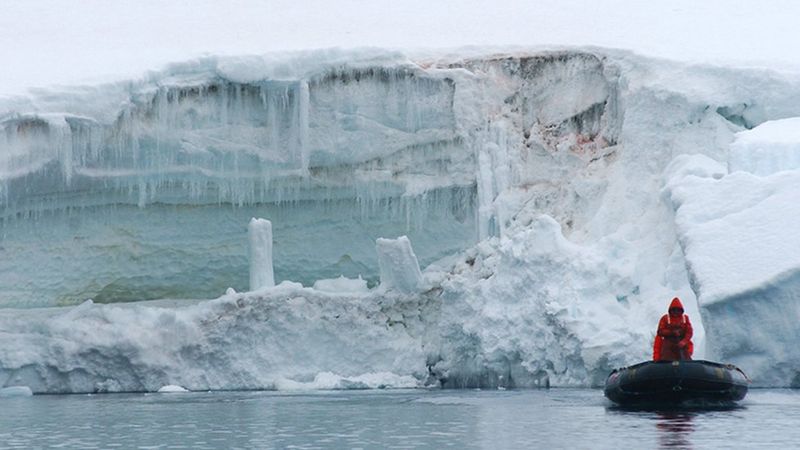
xmin=2 ymin=48 xmax=800 ymax=392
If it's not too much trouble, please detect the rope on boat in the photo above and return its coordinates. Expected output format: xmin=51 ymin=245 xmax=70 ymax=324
xmin=727 ymin=364 xmax=752 ymax=383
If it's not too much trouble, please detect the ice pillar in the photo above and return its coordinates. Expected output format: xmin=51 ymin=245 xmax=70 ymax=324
xmin=376 ymin=236 xmax=422 ymax=293
xmin=249 ymin=218 xmax=275 ymax=290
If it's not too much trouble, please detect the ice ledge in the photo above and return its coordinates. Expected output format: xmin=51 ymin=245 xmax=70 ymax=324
xmin=0 ymin=282 xmax=430 ymax=394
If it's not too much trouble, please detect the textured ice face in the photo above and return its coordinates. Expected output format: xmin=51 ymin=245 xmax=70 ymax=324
xmin=0 ymin=50 xmax=623 ymax=307
xmin=0 ymin=57 xmax=476 ymax=307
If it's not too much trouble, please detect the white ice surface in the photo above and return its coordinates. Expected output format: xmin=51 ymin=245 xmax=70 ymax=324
xmin=665 ymin=155 xmax=800 ymax=305
xmin=729 ymin=117 xmax=800 ymax=175
xmin=312 ymin=276 xmax=369 ymax=294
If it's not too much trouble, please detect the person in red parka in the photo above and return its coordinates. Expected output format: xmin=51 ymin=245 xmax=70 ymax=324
xmin=652 ymin=297 xmax=694 ymax=361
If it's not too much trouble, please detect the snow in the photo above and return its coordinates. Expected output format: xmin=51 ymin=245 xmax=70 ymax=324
xmin=376 ymin=237 xmax=423 ymax=294
xmin=3 ymin=45 xmax=800 ymax=391
xmin=665 ymin=157 xmax=800 ymax=305
xmin=249 ymin=218 xmax=275 ymax=290
xmin=312 ymin=276 xmax=369 ymax=294
xmin=730 ymin=118 xmax=800 ymax=175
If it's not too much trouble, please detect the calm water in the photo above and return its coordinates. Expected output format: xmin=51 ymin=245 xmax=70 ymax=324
xmin=1 ymin=389 xmax=799 ymax=449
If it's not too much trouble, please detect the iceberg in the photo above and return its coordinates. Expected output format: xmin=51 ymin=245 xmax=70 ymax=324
xmin=3 ymin=48 xmax=800 ymax=392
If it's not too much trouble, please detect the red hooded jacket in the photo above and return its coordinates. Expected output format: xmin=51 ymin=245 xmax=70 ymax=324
xmin=653 ymin=297 xmax=694 ymax=361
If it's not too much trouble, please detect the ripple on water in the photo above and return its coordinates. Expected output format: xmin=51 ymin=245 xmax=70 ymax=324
xmin=0 ymin=389 xmax=798 ymax=449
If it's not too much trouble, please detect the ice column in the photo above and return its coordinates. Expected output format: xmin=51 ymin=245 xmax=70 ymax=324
xmin=376 ymin=236 xmax=422 ymax=293
xmin=249 ymin=218 xmax=275 ymax=290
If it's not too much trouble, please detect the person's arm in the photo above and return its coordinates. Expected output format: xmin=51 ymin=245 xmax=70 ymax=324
xmin=656 ymin=316 xmax=677 ymax=337
xmin=653 ymin=334 xmax=662 ymax=361
xmin=679 ymin=316 xmax=693 ymax=348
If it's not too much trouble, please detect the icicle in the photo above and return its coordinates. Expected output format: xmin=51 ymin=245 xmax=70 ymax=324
xmin=296 ymin=81 xmax=310 ymax=176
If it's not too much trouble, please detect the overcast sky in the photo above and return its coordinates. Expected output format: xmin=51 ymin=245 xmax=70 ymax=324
xmin=2 ymin=0 xmax=799 ymax=95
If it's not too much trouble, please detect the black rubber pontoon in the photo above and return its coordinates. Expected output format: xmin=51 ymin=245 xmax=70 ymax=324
xmin=604 ymin=360 xmax=749 ymax=405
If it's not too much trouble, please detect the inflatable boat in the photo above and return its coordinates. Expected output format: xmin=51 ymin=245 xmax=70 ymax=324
xmin=604 ymin=360 xmax=749 ymax=406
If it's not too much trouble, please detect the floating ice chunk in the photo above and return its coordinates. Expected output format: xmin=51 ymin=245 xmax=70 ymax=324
xmin=225 ymin=287 xmax=237 ymax=295
xmin=730 ymin=117 xmax=800 ymax=176
xmin=312 ymin=276 xmax=369 ymax=294
xmin=0 ymin=386 xmax=33 ymax=397
xmin=376 ymin=236 xmax=422 ymax=293
xmin=249 ymin=218 xmax=275 ymax=291
xmin=157 ymin=385 xmax=189 ymax=393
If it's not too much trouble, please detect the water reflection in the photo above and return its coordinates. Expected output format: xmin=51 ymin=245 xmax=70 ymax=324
xmin=655 ymin=411 xmax=695 ymax=449
xmin=606 ymin=403 xmax=745 ymax=449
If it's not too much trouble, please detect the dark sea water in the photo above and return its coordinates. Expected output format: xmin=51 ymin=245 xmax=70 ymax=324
xmin=1 ymin=388 xmax=798 ymax=449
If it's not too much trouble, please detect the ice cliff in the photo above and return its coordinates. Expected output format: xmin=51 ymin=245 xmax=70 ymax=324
xmin=2 ymin=48 xmax=800 ymax=392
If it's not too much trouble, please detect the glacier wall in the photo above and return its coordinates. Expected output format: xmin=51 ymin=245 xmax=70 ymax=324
xmin=3 ymin=48 xmax=800 ymax=391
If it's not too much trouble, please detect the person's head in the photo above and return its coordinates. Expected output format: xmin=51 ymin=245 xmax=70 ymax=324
xmin=668 ymin=297 xmax=684 ymax=316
